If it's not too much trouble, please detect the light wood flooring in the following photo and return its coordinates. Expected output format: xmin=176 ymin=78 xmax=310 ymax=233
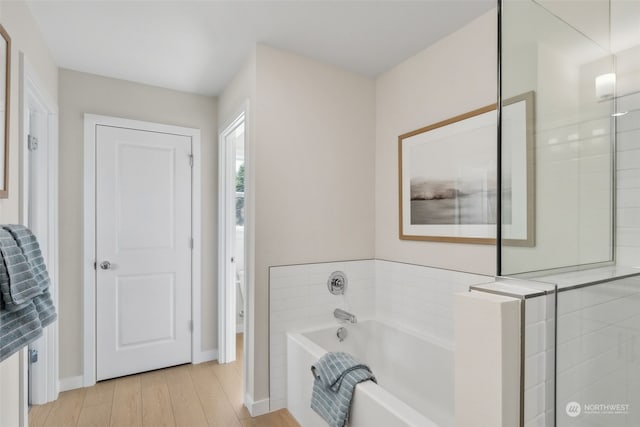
xmin=29 ymin=334 xmax=300 ymax=427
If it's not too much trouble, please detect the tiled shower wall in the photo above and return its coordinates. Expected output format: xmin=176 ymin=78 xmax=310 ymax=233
xmin=616 ymin=92 xmax=640 ymax=266
xmin=269 ymin=259 xmax=493 ymax=411
xmin=524 ymin=294 xmax=556 ymax=427
xmin=556 ymin=275 xmax=640 ymax=427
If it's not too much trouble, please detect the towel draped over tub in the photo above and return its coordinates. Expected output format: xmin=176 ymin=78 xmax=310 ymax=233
xmin=0 ymin=225 xmax=57 ymax=362
xmin=310 ymin=351 xmax=376 ymax=427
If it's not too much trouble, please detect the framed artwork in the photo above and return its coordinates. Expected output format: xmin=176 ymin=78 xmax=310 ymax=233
xmin=398 ymin=92 xmax=535 ymax=245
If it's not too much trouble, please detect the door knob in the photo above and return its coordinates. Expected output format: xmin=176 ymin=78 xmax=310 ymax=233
xmin=99 ymin=261 xmax=112 ymax=270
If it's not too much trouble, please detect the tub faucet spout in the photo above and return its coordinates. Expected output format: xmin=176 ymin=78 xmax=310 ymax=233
xmin=334 ymin=308 xmax=357 ymax=324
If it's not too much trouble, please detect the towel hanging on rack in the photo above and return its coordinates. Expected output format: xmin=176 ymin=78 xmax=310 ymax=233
xmin=3 ymin=225 xmax=57 ymax=327
xmin=0 ymin=229 xmax=41 ymax=312
xmin=0 ymin=225 xmax=57 ymax=362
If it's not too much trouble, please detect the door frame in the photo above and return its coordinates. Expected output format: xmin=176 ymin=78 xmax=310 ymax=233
xmin=18 ymin=53 xmax=59 ymax=420
xmin=218 ymin=102 xmax=260 ymax=413
xmin=82 ymin=114 xmax=202 ymax=387
xmin=217 ymin=111 xmax=246 ymax=364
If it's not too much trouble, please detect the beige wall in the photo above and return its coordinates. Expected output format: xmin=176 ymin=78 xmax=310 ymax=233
xmin=250 ymin=45 xmax=376 ymax=401
xmin=374 ymin=10 xmax=497 ymax=276
xmin=218 ymin=50 xmax=257 ymax=398
xmin=58 ymin=69 xmax=218 ymax=380
xmin=0 ymin=1 xmax=58 ymax=425
xmin=222 ymin=15 xmax=497 ymax=402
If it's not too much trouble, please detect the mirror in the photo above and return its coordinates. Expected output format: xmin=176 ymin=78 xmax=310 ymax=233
xmin=0 ymin=25 xmax=9 ymax=198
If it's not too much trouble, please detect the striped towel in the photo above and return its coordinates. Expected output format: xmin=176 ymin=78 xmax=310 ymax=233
xmin=0 ymin=301 xmax=42 ymax=362
xmin=2 ymin=225 xmax=57 ymax=326
xmin=3 ymin=225 xmax=50 ymax=292
xmin=310 ymin=352 xmax=376 ymax=427
xmin=0 ymin=229 xmax=42 ymax=312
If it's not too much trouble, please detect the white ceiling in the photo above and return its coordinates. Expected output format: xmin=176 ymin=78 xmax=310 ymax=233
xmin=26 ymin=0 xmax=495 ymax=96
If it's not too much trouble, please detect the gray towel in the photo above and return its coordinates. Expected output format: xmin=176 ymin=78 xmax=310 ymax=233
xmin=0 ymin=301 xmax=42 ymax=362
xmin=2 ymin=225 xmax=57 ymax=326
xmin=0 ymin=229 xmax=42 ymax=312
xmin=310 ymin=352 xmax=376 ymax=427
xmin=3 ymin=225 xmax=50 ymax=292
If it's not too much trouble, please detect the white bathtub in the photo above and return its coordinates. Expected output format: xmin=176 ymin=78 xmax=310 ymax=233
xmin=286 ymin=320 xmax=453 ymax=427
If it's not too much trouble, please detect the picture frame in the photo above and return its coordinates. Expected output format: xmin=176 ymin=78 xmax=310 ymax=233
xmin=0 ymin=24 xmax=10 ymax=199
xmin=398 ymin=91 xmax=535 ymax=245
xmin=501 ymin=92 xmax=536 ymax=247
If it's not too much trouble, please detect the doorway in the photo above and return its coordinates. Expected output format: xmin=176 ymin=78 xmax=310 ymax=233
xmin=20 ymin=54 xmax=59 ymax=418
xmin=83 ymin=115 xmax=202 ymax=386
xmin=218 ymin=113 xmax=247 ymax=365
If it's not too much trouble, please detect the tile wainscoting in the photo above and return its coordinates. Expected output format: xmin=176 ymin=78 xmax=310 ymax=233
xmin=269 ymin=259 xmax=493 ymax=412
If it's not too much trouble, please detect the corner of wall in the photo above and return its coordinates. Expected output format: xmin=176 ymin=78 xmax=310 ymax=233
xmin=454 ymin=291 xmax=521 ymax=427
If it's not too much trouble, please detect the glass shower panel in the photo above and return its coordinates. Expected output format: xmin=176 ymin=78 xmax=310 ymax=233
xmin=556 ymin=275 xmax=640 ymax=426
xmin=612 ymin=0 xmax=640 ymax=268
xmin=501 ymin=0 xmax=640 ymax=425
xmin=500 ymin=0 xmax=615 ymax=276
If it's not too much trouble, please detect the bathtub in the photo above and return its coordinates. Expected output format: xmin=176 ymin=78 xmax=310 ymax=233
xmin=286 ymin=320 xmax=453 ymax=427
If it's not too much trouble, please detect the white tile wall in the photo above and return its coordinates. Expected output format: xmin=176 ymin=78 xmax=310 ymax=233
xmin=269 ymin=259 xmax=493 ymax=412
xmin=616 ymin=92 xmax=640 ymax=267
xmin=524 ymin=293 xmax=556 ymax=427
xmin=468 ymin=278 xmax=556 ymax=427
xmin=375 ymin=260 xmax=493 ymax=348
xmin=556 ymin=275 xmax=640 ymax=427
xmin=269 ymin=260 xmax=375 ymax=411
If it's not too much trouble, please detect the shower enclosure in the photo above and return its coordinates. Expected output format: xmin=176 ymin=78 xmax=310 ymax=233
xmin=499 ymin=0 xmax=640 ymax=425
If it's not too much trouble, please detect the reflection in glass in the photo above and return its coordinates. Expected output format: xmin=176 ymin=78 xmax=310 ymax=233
xmin=500 ymin=0 xmax=615 ymax=276
xmin=0 ymin=25 xmax=10 ymax=197
xmin=501 ymin=1 xmax=640 ymax=426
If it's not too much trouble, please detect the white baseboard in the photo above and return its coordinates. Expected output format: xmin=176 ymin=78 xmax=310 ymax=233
xmin=59 ymin=375 xmax=84 ymax=392
xmin=193 ymin=349 xmax=219 ymax=364
xmin=269 ymin=398 xmax=286 ymax=412
xmin=245 ymin=393 xmax=270 ymax=417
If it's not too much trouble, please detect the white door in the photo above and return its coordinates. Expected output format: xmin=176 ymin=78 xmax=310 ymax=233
xmin=96 ymin=125 xmax=192 ymax=381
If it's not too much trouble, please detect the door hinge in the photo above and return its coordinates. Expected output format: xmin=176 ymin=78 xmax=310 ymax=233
xmin=28 ymin=135 xmax=39 ymax=151
xmin=188 ymin=155 xmax=194 ymax=167
xmin=189 ymin=237 xmax=194 ymax=249
xmin=29 ymin=349 xmax=38 ymax=364
xmin=189 ymin=320 xmax=193 ymax=332
xmin=93 ymin=261 xmax=97 ymax=270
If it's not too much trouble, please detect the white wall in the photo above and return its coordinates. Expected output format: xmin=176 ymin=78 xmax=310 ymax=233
xmin=248 ymin=45 xmax=376 ymax=402
xmin=57 ymin=69 xmax=218 ymax=382
xmin=0 ymin=1 xmax=58 ymax=425
xmin=374 ymin=10 xmax=497 ymax=276
xmin=455 ymin=291 xmax=521 ymax=427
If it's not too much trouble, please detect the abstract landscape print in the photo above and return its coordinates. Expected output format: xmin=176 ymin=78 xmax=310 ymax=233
xmin=399 ymin=104 xmax=497 ymax=244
